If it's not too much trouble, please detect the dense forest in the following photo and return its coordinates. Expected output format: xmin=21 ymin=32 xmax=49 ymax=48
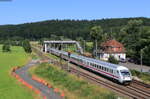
xmin=0 ymin=17 xmax=150 ymax=66
xmin=0 ymin=17 xmax=150 ymax=40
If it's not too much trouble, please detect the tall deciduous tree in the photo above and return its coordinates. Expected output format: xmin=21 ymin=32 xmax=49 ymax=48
xmin=22 ymin=40 xmax=32 ymax=53
xmin=142 ymin=45 xmax=150 ymax=65
xmin=90 ymin=26 xmax=103 ymax=56
xmin=90 ymin=26 xmax=103 ymax=41
xmin=119 ymin=19 xmax=150 ymax=65
xmin=121 ymin=20 xmax=143 ymax=57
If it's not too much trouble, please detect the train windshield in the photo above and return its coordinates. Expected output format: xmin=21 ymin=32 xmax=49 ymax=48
xmin=120 ymin=70 xmax=130 ymax=76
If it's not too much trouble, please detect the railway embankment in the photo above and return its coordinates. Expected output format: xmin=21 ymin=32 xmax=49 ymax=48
xmin=131 ymin=69 xmax=150 ymax=84
xmin=29 ymin=63 xmax=119 ymax=99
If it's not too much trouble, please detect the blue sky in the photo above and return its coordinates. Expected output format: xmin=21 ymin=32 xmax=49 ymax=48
xmin=0 ymin=0 xmax=149 ymax=25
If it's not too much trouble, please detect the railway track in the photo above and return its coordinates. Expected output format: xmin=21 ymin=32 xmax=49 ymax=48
xmin=129 ymin=82 xmax=150 ymax=94
xmin=32 ymin=46 xmax=150 ymax=99
xmin=132 ymin=80 xmax=150 ymax=88
xmin=69 ymin=68 xmax=150 ymax=99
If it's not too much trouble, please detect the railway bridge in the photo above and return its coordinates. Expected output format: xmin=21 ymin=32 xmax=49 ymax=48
xmin=43 ymin=40 xmax=83 ymax=54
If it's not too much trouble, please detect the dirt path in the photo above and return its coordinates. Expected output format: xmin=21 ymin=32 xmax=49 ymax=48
xmin=15 ymin=60 xmax=62 ymax=99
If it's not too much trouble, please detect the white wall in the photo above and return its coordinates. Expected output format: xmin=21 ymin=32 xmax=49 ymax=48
xmin=99 ymin=53 xmax=126 ymax=61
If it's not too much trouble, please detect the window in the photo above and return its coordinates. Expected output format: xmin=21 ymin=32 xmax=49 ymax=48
xmin=110 ymin=69 xmax=113 ymax=73
xmin=117 ymin=70 xmax=119 ymax=73
xmin=100 ymin=66 xmax=101 ymax=69
xmin=104 ymin=67 xmax=106 ymax=71
xmin=87 ymin=62 xmax=89 ymax=65
xmin=120 ymin=70 xmax=130 ymax=76
xmin=90 ymin=63 xmax=92 ymax=66
xmin=111 ymin=70 xmax=113 ymax=73
xmin=98 ymin=65 xmax=100 ymax=69
xmin=106 ymin=68 xmax=108 ymax=72
xmin=96 ymin=64 xmax=98 ymax=68
xmin=95 ymin=64 xmax=97 ymax=68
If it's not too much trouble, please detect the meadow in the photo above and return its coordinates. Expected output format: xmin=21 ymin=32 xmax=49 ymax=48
xmin=0 ymin=45 xmax=34 ymax=99
xmin=30 ymin=63 xmax=119 ymax=99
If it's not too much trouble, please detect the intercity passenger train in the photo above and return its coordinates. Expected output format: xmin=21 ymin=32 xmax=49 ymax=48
xmin=48 ymin=48 xmax=132 ymax=84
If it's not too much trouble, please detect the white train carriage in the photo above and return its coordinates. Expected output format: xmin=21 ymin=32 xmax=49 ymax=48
xmin=48 ymin=48 xmax=132 ymax=84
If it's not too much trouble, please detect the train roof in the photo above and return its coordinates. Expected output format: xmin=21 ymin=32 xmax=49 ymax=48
xmin=117 ymin=65 xmax=129 ymax=70
xmin=49 ymin=48 xmax=124 ymax=69
xmin=71 ymin=53 xmax=120 ymax=69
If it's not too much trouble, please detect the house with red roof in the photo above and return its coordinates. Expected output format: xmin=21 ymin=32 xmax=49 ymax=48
xmin=98 ymin=39 xmax=126 ymax=61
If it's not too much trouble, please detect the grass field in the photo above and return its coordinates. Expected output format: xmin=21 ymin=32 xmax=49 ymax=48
xmin=30 ymin=63 xmax=119 ymax=99
xmin=0 ymin=45 xmax=34 ymax=99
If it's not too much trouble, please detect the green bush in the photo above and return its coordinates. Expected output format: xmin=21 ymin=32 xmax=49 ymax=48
xmin=2 ymin=42 xmax=11 ymax=52
xmin=130 ymin=70 xmax=141 ymax=76
xmin=22 ymin=40 xmax=32 ymax=53
xmin=108 ymin=55 xmax=119 ymax=64
xmin=131 ymin=70 xmax=150 ymax=83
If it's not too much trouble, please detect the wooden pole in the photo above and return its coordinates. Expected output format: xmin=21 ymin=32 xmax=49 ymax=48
xmin=140 ymin=49 xmax=143 ymax=72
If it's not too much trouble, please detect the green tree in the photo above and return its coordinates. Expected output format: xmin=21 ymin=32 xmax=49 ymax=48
xmin=108 ymin=55 xmax=119 ymax=64
xmin=90 ymin=26 xmax=103 ymax=41
xmin=142 ymin=45 xmax=150 ymax=65
xmin=121 ymin=20 xmax=143 ymax=57
xmin=119 ymin=19 xmax=150 ymax=65
xmin=2 ymin=41 xmax=11 ymax=52
xmin=90 ymin=26 xmax=103 ymax=56
xmin=0 ymin=17 xmax=150 ymax=41
xmin=22 ymin=40 xmax=32 ymax=53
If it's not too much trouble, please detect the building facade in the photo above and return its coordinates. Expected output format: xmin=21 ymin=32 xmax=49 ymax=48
xmin=98 ymin=40 xmax=126 ymax=61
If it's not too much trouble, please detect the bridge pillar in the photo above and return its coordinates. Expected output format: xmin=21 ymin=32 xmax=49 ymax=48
xmin=44 ymin=43 xmax=47 ymax=53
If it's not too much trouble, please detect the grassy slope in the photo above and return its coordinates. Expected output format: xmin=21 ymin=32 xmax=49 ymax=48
xmin=30 ymin=63 xmax=118 ymax=99
xmin=0 ymin=45 xmax=34 ymax=99
xmin=131 ymin=70 xmax=150 ymax=84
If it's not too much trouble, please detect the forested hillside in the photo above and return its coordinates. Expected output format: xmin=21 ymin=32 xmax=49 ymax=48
xmin=0 ymin=17 xmax=150 ymax=40
xmin=0 ymin=17 xmax=150 ymax=66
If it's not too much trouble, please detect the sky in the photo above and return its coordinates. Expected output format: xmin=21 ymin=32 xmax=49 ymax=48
xmin=0 ymin=0 xmax=149 ymax=25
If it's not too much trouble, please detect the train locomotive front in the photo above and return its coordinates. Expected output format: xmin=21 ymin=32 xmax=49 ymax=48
xmin=116 ymin=66 xmax=132 ymax=84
